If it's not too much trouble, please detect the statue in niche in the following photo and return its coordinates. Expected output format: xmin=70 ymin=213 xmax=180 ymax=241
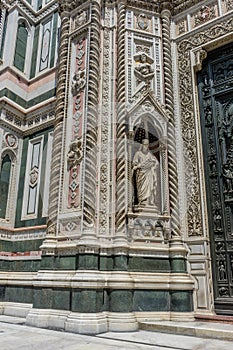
xmin=222 ymin=161 xmax=233 ymax=193
xmin=218 ymin=261 xmax=226 ymax=281
xmin=219 ymin=104 xmax=233 ymax=148
xmin=213 ymin=208 xmax=222 ymax=231
xmin=134 ymin=53 xmax=154 ymax=84
xmin=132 ymin=139 xmax=159 ymax=207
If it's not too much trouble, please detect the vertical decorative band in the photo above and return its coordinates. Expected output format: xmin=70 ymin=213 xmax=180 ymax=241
xmin=161 ymin=9 xmax=181 ymax=237
xmin=82 ymin=1 xmax=101 ymax=227
xmin=115 ymin=2 xmax=127 ymax=235
xmin=47 ymin=12 xmax=70 ymax=237
xmin=0 ymin=2 xmax=7 ymax=56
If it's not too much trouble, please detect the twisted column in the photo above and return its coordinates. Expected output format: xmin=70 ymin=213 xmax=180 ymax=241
xmin=82 ymin=1 xmax=101 ymax=228
xmin=46 ymin=12 xmax=70 ymax=239
xmin=0 ymin=2 xmax=7 ymax=58
xmin=161 ymin=9 xmax=181 ymax=237
xmin=115 ymin=2 xmax=127 ymax=236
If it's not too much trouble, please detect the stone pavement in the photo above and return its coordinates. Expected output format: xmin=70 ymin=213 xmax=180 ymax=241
xmin=0 ymin=315 xmax=233 ymax=350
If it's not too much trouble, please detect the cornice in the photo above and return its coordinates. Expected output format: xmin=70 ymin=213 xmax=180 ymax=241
xmin=172 ymin=0 xmax=205 ymax=16
xmin=57 ymin=0 xmax=206 ymax=15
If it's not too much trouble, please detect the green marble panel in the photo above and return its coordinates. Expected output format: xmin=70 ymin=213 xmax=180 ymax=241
xmin=133 ymin=290 xmax=170 ymax=312
xmin=0 ymin=240 xmax=12 ymax=251
xmin=52 ymin=289 xmax=71 ymax=310
xmin=50 ymin=12 xmax=58 ymax=68
xmin=171 ymin=291 xmax=193 ymax=312
xmin=78 ymin=254 xmax=98 ymax=270
xmin=0 ymin=239 xmax=43 ymax=253
xmin=71 ymin=289 xmax=104 ymax=313
xmin=13 ymin=23 xmax=28 ymax=72
xmin=54 ymin=255 xmax=76 ymax=270
xmin=0 ymin=287 xmax=5 ymax=301
xmin=0 ymin=155 xmax=11 ymax=219
xmin=30 ymin=25 xmax=40 ymax=78
xmin=128 ymin=256 xmax=170 ymax=272
xmin=33 ymin=288 xmax=53 ymax=309
xmin=99 ymin=256 xmax=113 ymax=270
xmin=170 ymin=258 xmax=187 ymax=272
xmin=16 ymin=259 xmax=40 ymax=272
xmin=40 ymin=255 xmax=55 ymax=269
xmin=109 ymin=290 xmax=133 ymax=312
xmin=5 ymin=286 xmax=33 ymax=304
xmin=113 ymin=255 xmax=128 ymax=271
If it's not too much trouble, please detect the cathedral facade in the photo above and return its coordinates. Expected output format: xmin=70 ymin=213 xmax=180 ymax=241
xmin=0 ymin=0 xmax=233 ymax=333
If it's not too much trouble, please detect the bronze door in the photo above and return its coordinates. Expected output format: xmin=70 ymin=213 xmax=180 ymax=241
xmin=198 ymin=43 xmax=233 ymax=315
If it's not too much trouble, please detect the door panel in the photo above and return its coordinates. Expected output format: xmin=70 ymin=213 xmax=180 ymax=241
xmin=198 ymin=43 xmax=233 ymax=315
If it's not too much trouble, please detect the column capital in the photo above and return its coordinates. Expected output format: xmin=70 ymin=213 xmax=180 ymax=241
xmin=161 ymin=1 xmax=173 ymax=11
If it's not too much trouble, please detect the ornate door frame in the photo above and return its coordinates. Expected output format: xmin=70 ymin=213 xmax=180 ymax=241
xmin=175 ymin=13 xmax=233 ymax=315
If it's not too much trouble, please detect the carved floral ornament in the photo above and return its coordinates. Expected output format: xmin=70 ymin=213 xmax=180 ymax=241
xmin=194 ymin=5 xmax=216 ymax=26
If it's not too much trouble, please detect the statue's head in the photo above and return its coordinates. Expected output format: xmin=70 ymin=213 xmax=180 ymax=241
xmin=141 ymin=53 xmax=147 ymax=63
xmin=142 ymin=139 xmax=149 ymax=145
xmin=141 ymin=138 xmax=149 ymax=151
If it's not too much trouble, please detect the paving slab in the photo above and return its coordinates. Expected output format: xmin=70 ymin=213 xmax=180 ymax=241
xmin=0 ymin=317 xmax=232 ymax=350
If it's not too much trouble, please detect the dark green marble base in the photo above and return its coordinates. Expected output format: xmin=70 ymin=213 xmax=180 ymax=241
xmin=33 ymin=288 xmax=71 ymax=310
xmin=0 ymin=286 xmax=193 ymax=313
xmin=40 ymin=254 xmax=187 ymax=273
xmin=133 ymin=290 xmax=170 ymax=312
xmin=4 ymin=286 xmax=33 ymax=304
xmin=0 ymin=239 xmax=44 ymax=252
xmin=0 ymin=259 xmax=40 ymax=272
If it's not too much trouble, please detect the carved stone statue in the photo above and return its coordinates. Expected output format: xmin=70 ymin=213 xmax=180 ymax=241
xmin=67 ymin=139 xmax=83 ymax=169
xmin=222 ymin=162 xmax=233 ymax=192
xmin=133 ymin=139 xmax=159 ymax=207
xmin=71 ymin=69 xmax=86 ymax=95
xmin=134 ymin=53 xmax=154 ymax=83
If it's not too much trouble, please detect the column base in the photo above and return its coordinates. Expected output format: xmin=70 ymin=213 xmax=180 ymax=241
xmin=26 ymin=308 xmax=70 ymax=330
xmin=65 ymin=312 xmax=108 ymax=334
xmin=108 ymin=312 xmax=138 ymax=331
xmin=2 ymin=302 xmax=32 ymax=318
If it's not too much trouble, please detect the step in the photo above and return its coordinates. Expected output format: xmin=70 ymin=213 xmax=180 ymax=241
xmin=139 ymin=321 xmax=233 ymax=341
xmin=0 ymin=315 xmax=26 ymax=325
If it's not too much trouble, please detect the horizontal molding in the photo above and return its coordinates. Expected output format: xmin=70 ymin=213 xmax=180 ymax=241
xmin=0 ymin=270 xmax=194 ymax=290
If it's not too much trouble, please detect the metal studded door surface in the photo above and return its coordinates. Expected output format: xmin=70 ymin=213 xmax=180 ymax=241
xmin=198 ymin=44 xmax=233 ymax=315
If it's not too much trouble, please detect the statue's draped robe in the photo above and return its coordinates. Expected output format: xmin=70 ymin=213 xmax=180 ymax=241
xmin=133 ymin=150 xmax=158 ymax=205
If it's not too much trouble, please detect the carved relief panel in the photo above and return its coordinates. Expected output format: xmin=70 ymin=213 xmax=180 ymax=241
xmin=126 ymin=10 xmax=163 ymax=105
xmin=198 ymin=44 xmax=233 ymax=312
